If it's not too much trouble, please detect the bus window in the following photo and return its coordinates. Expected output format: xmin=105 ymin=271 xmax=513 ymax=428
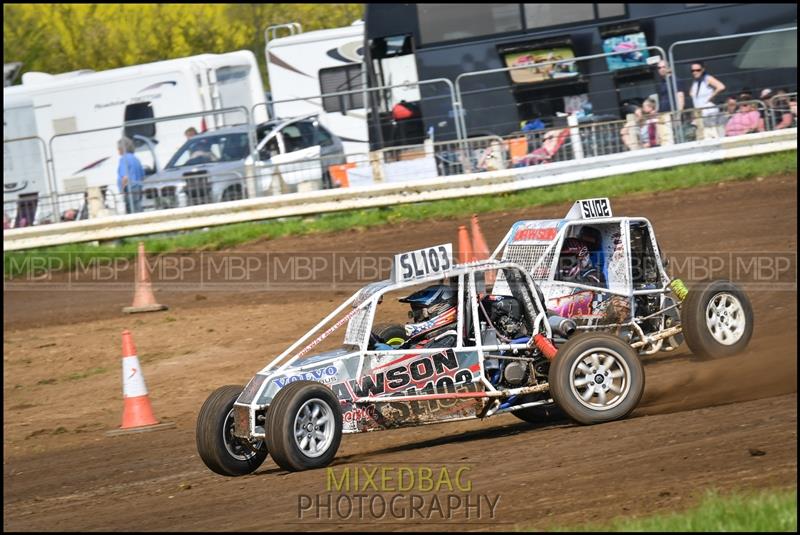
xmin=417 ymin=4 xmax=522 ymax=45
xmin=597 ymin=4 xmax=626 ymax=18
xmin=524 ymin=4 xmax=595 ymax=30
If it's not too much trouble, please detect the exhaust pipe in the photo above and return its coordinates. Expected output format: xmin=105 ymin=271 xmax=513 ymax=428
xmin=548 ymin=315 xmax=577 ymax=338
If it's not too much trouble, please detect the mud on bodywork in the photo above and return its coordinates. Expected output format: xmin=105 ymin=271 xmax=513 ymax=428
xmin=235 ymin=348 xmax=485 ymax=437
xmin=335 ymin=349 xmax=483 ymax=431
xmin=371 ymin=382 xmax=488 ymax=428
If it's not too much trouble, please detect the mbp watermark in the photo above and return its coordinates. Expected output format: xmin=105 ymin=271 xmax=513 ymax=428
xmin=663 ymin=251 xmax=796 ymax=290
xmin=6 ymin=249 xmax=795 ymax=293
xmin=296 ymin=463 xmax=503 ymax=525
xmin=4 ymin=250 xmax=396 ymax=292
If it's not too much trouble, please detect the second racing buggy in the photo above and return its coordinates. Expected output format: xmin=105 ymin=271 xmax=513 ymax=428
xmin=488 ymin=198 xmax=755 ymax=359
xmin=197 ymin=243 xmax=646 ymax=475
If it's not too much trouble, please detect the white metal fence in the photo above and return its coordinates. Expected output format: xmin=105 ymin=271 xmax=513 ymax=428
xmin=4 ymin=128 xmax=795 ymax=251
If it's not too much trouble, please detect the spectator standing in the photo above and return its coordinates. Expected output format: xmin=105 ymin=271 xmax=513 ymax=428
xmin=724 ymin=96 xmax=765 ymax=137
xmin=656 ymin=60 xmax=684 ymax=112
xmin=117 ymin=137 xmax=145 ymax=214
xmin=185 ymin=127 xmax=198 ymax=140
xmin=687 ymin=62 xmax=726 ymax=139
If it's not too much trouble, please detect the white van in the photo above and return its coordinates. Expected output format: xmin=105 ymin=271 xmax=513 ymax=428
xmin=3 ymin=51 xmax=268 ymax=224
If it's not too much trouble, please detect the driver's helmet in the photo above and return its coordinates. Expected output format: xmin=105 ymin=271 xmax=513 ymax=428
xmin=559 ymin=237 xmax=592 ymax=279
xmin=399 ymin=284 xmax=457 ymax=325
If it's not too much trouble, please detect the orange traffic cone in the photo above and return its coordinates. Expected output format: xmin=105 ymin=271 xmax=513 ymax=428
xmin=106 ymin=330 xmax=175 ymax=436
xmin=470 ymin=214 xmax=490 ymax=261
xmin=470 ymin=214 xmax=495 ymax=287
xmin=457 ymin=225 xmax=473 ymax=265
xmin=122 ymin=242 xmax=168 ymax=314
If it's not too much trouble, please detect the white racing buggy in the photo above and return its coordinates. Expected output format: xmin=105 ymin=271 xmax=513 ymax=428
xmin=490 ymin=198 xmax=754 ymax=359
xmin=197 ymin=244 xmax=646 ymax=476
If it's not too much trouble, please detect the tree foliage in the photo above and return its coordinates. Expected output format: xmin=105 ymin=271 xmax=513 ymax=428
xmin=3 ymin=4 xmax=364 ymax=88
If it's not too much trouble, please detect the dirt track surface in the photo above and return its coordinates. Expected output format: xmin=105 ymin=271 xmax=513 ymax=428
xmin=3 ymin=175 xmax=798 ymax=531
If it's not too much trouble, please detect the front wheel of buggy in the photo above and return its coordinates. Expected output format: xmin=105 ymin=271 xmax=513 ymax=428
xmin=681 ymin=280 xmax=754 ymax=359
xmin=196 ymin=385 xmax=268 ymax=476
xmin=266 ymin=381 xmax=343 ymax=472
xmin=549 ymin=333 xmax=644 ymax=425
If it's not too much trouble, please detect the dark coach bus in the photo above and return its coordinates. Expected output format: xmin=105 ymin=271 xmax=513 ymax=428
xmin=363 ymin=3 xmax=797 ymax=149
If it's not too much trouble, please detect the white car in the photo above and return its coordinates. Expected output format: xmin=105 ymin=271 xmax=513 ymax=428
xmin=140 ymin=115 xmax=346 ymax=209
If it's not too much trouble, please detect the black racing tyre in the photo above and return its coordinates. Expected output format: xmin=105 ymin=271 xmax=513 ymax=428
xmin=512 ymin=402 xmax=567 ymax=424
xmin=549 ymin=333 xmax=644 ymax=425
xmin=681 ymin=280 xmax=754 ymax=359
xmin=265 ymin=381 xmax=343 ymax=472
xmin=196 ymin=385 xmax=268 ymax=477
xmin=374 ymin=323 xmax=407 ymax=349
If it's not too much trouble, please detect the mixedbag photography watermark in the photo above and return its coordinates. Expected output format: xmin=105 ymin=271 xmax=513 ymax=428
xmin=295 ymin=463 xmax=502 ymax=524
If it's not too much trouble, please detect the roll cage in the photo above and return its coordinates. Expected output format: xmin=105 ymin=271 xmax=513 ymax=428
xmin=261 ymin=259 xmax=552 ymax=379
xmin=491 ymin=198 xmax=684 ymax=354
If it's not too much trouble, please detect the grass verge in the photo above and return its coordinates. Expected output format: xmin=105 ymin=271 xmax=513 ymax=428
xmin=544 ymin=488 xmax=797 ymax=532
xmin=5 ymin=150 xmax=796 ymax=279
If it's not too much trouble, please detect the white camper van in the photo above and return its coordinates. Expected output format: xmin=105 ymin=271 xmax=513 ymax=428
xmin=265 ymin=21 xmax=369 ymax=157
xmin=3 ymin=51 xmax=267 ymax=225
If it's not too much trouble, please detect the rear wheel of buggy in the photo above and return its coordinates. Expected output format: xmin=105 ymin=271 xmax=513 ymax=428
xmin=266 ymin=381 xmax=342 ymax=472
xmin=196 ymin=385 xmax=268 ymax=477
xmin=549 ymin=333 xmax=644 ymax=425
xmin=681 ymin=280 xmax=754 ymax=359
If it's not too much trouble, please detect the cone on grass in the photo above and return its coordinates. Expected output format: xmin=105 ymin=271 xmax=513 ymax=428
xmin=457 ymin=225 xmax=473 ymax=265
xmin=106 ymin=330 xmax=175 ymax=436
xmin=122 ymin=242 xmax=168 ymax=314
